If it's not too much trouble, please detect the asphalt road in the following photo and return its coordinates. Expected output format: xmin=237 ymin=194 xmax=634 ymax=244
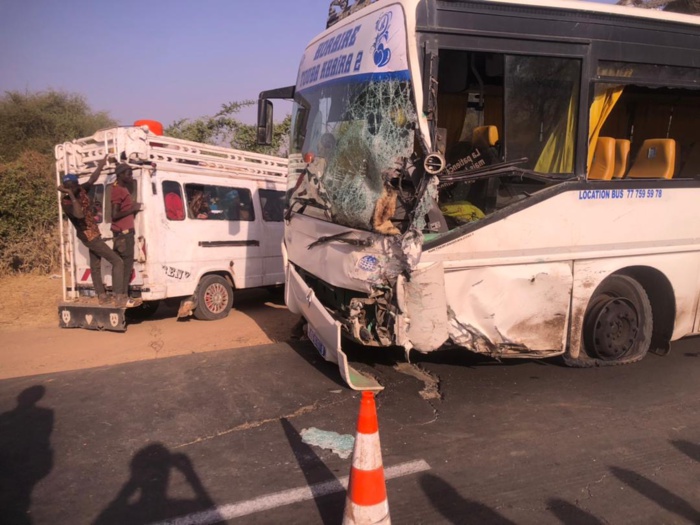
xmin=0 ymin=337 xmax=698 ymax=524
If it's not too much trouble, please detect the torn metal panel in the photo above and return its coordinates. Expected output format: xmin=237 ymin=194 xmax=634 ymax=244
xmin=396 ymin=262 xmax=449 ymax=352
xmin=444 ymin=262 xmax=573 ymax=356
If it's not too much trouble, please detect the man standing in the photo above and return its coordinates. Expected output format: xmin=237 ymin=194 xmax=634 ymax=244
xmin=58 ymin=155 xmax=124 ymax=306
xmin=111 ymin=164 xmax=143 ymax=308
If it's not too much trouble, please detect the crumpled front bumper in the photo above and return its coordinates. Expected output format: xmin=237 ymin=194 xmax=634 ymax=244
xmin=286 ymin=264 xmax=383 ymax=391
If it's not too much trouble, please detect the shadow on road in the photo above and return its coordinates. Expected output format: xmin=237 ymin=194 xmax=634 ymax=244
xmin=93 ymin=443 xmax=222 ymax=525
xmin=609 ymin=466 xmax=700 ymax=524
xmin=280 ymin=417 xmax=345 ymax=525
xmin=671 ymin=440 xmax=700 ymax=462
xmin=420 ymin=473 xmax=516 ymax=524
xmin=285 ymin=341 xmax=350 ymax=389
xmin=547 ymin=498 xmax=603 ymax=525
xmin=0 ymin=385 xmax=54 ymax=525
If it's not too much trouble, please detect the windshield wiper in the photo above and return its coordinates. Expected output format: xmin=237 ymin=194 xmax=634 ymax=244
xmin=307 ymin=230 xmax=374 ymax=250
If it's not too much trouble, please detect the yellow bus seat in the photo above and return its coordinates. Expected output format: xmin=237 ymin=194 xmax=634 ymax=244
xmin=628 ymin=138 xmax=677 ymax=179
xmin=472 ymin=125 xmax=499 ymax=148
xmin=612 ymin=139 xmax=630 ymax=179
xmin=588 ymin=137 xmax=616 ymax=181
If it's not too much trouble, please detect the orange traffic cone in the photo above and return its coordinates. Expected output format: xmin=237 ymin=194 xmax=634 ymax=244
xmin=343 ymin=391 xmax=390 ymax=524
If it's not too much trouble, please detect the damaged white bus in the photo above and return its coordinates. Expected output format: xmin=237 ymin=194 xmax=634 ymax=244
xmin=258 ymin=0 xmax=700 ymax=390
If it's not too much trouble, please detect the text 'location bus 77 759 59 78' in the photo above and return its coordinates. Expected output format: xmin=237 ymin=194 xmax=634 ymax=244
xmin=258 ymin=0 xmax=700 ymax=390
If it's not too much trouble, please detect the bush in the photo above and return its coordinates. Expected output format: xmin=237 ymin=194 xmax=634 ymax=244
xmin=0 ymin=90 xmax=116 ymax=275
xmin=0 ymin=151 xmax=60 ymax=275
xmin=0 ymin=90 xmax=116 ymax=163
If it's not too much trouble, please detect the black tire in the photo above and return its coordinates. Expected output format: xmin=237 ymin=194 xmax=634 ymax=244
xmin=193 ymin=275 xmax=233 ymax=321
xmin=577 ymin=274 xmax=653 ymax=366
xmin=125 ymin=300 xmax=160 ymax=320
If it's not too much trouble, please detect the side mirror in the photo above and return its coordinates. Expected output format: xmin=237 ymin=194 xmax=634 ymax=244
xmin=257 ymin=99 xmax=274 ymax=146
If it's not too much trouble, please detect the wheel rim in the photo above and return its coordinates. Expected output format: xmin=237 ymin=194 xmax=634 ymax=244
xmin=589 ymin=297 xmax=639 ymax=361
xmin=203 ymin=283 xmax=229 ymax=314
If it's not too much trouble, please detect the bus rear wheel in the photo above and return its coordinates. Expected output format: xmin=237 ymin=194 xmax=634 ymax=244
xmin=581 ymin=275 xmax=653 ymax=365
xmin=194 ymin=275 xmax=233 ymax=321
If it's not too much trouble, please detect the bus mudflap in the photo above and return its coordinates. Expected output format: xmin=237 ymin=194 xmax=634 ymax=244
xmin=287 ymin=265 xmax=383 ymax=392
xmin=58 ymin=303 xmax=126 ymax=332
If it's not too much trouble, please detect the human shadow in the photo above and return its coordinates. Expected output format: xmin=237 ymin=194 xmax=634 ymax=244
xmin=420 ymin=473 xmax=516 ymax=524
xmin=609 ymin=466 xmax=700 ymax=524
xmin=671 ymin=440 xmax=700 ymax=462
xmin=280 ymin=417 xmax=345 ymax=524
xmin=0 ymin=385 xmax=54 ymax=525
xmin=93 ymin=443 xmax=222 ymax=525
xmin=547 ymin=498 xmax=603 ymax=525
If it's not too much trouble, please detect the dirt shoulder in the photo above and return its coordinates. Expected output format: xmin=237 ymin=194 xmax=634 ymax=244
xmin=0 ymin=274 xmax=298 ymax=380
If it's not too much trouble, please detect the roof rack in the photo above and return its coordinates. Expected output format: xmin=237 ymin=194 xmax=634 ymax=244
xmin=55 ymin=125 xmax=288 ymax=181
xmin=327 ymin=0 xmax=380 ymax=28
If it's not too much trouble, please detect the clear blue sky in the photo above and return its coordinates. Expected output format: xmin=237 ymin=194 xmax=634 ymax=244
xmin=0 ymin=0 xmax=618 ymax=127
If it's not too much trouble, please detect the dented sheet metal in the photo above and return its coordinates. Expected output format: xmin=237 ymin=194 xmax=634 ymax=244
xmin=396 ymin=262 xmax=449 ymax=352
xmin=443 ymin=263 xmax=573 ymax=357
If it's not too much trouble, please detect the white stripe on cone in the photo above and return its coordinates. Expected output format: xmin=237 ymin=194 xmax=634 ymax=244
xmin=343 ymin=499 xmax=391 ymax=525
xmin=351 ymin=432 xmax=384 ymax=470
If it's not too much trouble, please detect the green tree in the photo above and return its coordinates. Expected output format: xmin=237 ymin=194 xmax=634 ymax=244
xmin=0 ymin=90 xmax=116 ymax=274
xmin=165 ymin=100 xmax=291 ymax=156
xmin=0 ymin=90 xmax=116 ymax=163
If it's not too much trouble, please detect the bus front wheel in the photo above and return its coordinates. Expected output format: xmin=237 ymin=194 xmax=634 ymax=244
xmin=193 ymin=275 xmax=233 ymax=321
xmin=581 ymin=275 xmax=653 ymax=365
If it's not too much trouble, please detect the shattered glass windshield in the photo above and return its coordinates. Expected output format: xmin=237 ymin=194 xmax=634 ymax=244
xmin=289 ymin=75 xmax=416 ymax=232
xmin=287 ymin=5 xmax=416 ymax=233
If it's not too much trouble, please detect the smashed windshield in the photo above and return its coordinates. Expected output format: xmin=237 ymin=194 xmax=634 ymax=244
xmin=289 ymin=76 xmax=416 ymax=232
xmin=287 ymin=4 xmax=416 ymax=234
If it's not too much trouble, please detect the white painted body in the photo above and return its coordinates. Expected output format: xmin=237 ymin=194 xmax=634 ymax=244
xmin=282 ymin=0 xmax=700 ymax=374
xmin=56 ymin=126 xmax=287 ymax=303
xmin=288 ymin=183 xmax=700 ymax=360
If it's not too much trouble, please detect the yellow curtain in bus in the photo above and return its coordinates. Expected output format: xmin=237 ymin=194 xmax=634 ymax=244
xmin=587 ymin=85 xmax=624 ymax=169
xmin=534 ymin=93 xmax=576 ymax=173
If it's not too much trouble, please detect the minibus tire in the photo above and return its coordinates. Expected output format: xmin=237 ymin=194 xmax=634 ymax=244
xmin=194 ymin=275 xmax=233 ymax=321
xmin=580 ymin=274 xmax=653 ymax=365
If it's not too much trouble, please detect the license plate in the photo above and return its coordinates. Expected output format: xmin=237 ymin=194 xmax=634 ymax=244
xmin=307 ymin=324 xmax=327 ymax=358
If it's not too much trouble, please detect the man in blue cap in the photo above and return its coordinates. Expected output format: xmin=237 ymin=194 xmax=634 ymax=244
xmin=58 ymin=155 xmax=126 ymax=306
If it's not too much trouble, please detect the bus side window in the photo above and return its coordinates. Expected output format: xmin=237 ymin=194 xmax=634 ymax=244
xmin=259 ymin=189 xmax=285 ymax=221
xmin=162 ymin=181 xmax=185 ymax=221
xmin=236 ymin=190 xmax=255 ymax=221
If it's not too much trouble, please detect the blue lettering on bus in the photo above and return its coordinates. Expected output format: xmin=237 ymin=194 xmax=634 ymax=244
xmin=578 ymin=188 xmax=664 ymax=200
xmin=354 ymin=51 xmax=363 ymax=72
xmin=313 ymin=25 xmax=362 ymax=61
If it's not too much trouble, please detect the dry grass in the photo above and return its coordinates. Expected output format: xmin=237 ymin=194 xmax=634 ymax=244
xmin=0 ymin=273 xmax=62 ymax=331
xmin=0 ymin=225 xmax=60 ymax=277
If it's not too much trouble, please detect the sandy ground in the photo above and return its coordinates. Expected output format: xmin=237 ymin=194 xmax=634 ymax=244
xmin=0 ymin=274 xmax=298 ymax=380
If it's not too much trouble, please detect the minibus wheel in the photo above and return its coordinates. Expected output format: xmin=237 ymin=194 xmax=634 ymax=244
xmin=194 ymin=275 xmax=233 ymax=320
xmin=582 ymin=275 xmax=652 ymax=364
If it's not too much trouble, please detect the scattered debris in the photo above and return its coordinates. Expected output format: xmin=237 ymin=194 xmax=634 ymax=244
xmin=394 ymin=362 xmax=441 ymax=401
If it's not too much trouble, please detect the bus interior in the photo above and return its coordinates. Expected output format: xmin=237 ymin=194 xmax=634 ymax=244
xmin=433 ymin=48 xmax=700 ymax=232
